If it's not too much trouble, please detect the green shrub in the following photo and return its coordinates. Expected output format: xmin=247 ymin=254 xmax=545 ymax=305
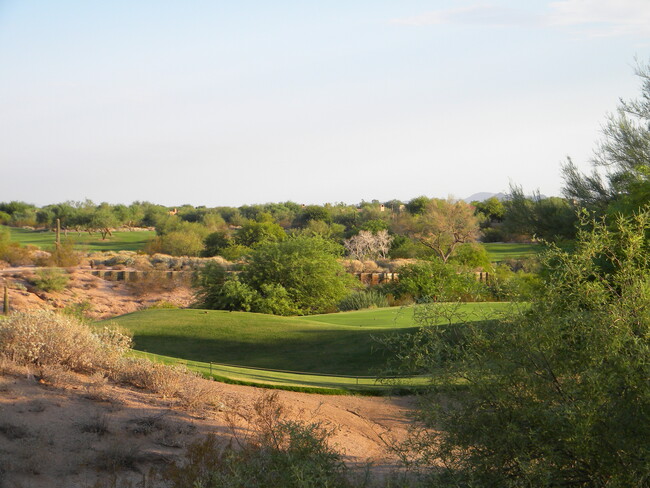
xmin=391 ymin=260 xmax=487 ymax=302
xmin=60 ymin=301 xmax=92 ymax=322
xmin=338 ymin=289 xmax=389 ymax=311
xmin=219 ymin=243 xmax=251 ymax=261
xmin=160 ymin=230 xmax=206 ymax=256
xmin=447 ymin=242 xmax=492 ymax=270
xmin=389 ymin=210 xmax=650 ymax=486
xmin=31 ymin=268 xmax=69 ymax=292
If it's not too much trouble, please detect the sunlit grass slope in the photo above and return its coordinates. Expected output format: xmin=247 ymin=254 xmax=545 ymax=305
xmin=106 ymin=304 xmax=511 ymax=376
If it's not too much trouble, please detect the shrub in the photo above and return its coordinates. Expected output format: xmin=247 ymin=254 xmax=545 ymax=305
xmin=389 ymin=210 xmax=650 ymax=486
xmin=60 ymin=301 xmax=93 ymax=322
xmin=338 ymin=289 xmax=389 ymax=311
xmin=447 ymin=242 xmax=492 ymax=270
xmin=219 ymin=243 xmax=251 ymax=261
xmin=0 ymin=311 xmax=131 ymax=372
xmin=31 ymin=268 xmax=69 ymax=292
xmin=390 ymin=260 xmax=487 ymax=302
xmin=47 ymin=239 xmax=81 ymax=267
xmin=163 ymin=392 xmax=353 ymax=488
xmin=160 ymin=230 xmax=206 ymax=257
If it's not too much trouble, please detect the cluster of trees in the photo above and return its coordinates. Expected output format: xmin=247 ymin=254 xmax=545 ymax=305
xmin=1 ymin=193 xmax=586 ymax=260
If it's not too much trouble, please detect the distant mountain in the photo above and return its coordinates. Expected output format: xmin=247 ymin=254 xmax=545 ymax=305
xmin=463 ymin=192 xmax=507 ymax=203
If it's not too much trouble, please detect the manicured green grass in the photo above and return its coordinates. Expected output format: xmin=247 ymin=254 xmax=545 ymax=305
xmin=3 ymin=225 xmax=155 ymax=252
xmin=130 ymin=350 xmax=429 ymax=394
xmin=483 ymin=242 xmax=543 ymax=262
xmin=104 ymin=304 xmax=511 ymax=377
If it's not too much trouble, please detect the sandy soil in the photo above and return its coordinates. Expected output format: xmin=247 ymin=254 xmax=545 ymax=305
xmin=0 ymin=267 xmax=195 ymax=319
xmin=0 ymin=363 xmax=416 ymax=488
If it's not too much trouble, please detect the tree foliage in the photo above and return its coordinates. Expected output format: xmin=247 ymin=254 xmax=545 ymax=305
xmin=563 ymin=62 xmax=650 ymax=216
xmin=389 ymin=209 xmax=650 ymax=486
xmin=195 ymin=237 xmax=354 ymax=315
xmin=395 ymin=198 xmax=479 ymax=262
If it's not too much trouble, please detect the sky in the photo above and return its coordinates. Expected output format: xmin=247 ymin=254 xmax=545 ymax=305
xmin=1 ymin=0 xmax=649 ymax=208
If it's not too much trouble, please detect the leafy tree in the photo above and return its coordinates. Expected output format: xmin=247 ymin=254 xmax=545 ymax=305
xmin=295 ymin=205 xmax=331 ymax=227
xmin=241 ymin=236 xmax=352 ymax=314
xmin=405 ymin=195 xmax=430 ymax=215
xmin=502 ymin=186 xmax=577 ymax=242
xmin=160 ymin=230 xmax=205 ymax=256
xmin=395 ymin=198 xmax=480 ymax=262
xmin=472 ymin=196 xmax=505 ymax=223
xmin=391 ymin=260 xmax=486 ymax=302
xmin=197 ymin=237 xmax=354 ymax=315
xmin=234 ymin=220 xmax=286 ymax=248
xmin=203 ymin=231 xmax=232 ymax=257
xmin=389 ymin=209 xmax=650 ymax=486
xmin=89 ymin=204 xmax=119 ymax=239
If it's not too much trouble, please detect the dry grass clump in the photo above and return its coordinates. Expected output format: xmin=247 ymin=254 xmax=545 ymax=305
xmin=115 ymin=359 xmax=219 ymax=412
xmin=0 ymin=311 xmax=131 ymax=373
xmin=0 ymin=311 xmax=220 ymax=413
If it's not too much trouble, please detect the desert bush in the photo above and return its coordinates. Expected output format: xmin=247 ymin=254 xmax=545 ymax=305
xmin=160 ymin=230 xmax=206 ymax=257
xmin=115 ymin=358 xmax=217 ymax=411
xmin=92 ymin=441 xmax=144 ymax=472
xmin=60 ymin=300 xmax=93 ymax=322
xmin=0 ymin=311 xmax=131 ymax=373
xmin=126 ymin=270 xmax=190 ymax=297
xmin=390 ymin=260 xmax=488 ymax=302
xmin=388 ymin=210 xmax=650 ymax=486
xmin=341 ymin=259 xmax=365 ymax=273
xmin=338 ymin=289 xmax=389 ymax=311
xmin=47 ymin=239 xmax=81 ymax=267
xmin=79 ymin=412 xmax=110 ymax=436
xmin=31 ymin=268 xmax=69 ymax=292
xmin=103 ymin=252 xmax=136 ymax=267
xmin=447 ymin=242 xmax=492 ymax=270
xmin=164 ymin=392 xmax=354 ymax=488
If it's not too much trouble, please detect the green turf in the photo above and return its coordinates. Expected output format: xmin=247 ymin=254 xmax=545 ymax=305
xmin=3 ymin=225 xmax=155 ymax=252
xmin=104 ymin=304 xmax=511 ymax=376
xmin=130 ymin=350 xmax=429 ymax=394
xmin=483 ymin=242 xmax=543 ymax=262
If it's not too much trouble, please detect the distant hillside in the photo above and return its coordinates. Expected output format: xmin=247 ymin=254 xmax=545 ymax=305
xmin=463 ymin=191 xmax=507 ymax=203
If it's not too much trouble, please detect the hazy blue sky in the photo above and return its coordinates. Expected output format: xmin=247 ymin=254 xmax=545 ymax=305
xmin=1 ymin=0 xmax=649 ymax=207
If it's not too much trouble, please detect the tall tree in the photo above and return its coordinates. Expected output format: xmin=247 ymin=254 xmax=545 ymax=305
xmin=395 ymin=198 xmax=479 ymax=263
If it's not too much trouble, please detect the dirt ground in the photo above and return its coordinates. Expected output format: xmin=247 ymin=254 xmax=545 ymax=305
xmin=0 ymin=266 xmax=195 ymax=319
xmin=0 ymin=363 xmax=416 ymax=488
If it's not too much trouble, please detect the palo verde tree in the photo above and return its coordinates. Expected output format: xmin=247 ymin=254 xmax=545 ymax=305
xmin=388 ymin=209 xmax=650 ymax=486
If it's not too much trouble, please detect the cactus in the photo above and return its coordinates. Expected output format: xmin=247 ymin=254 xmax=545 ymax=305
xmin=3 ymin=284 xmax=8 ymax=316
